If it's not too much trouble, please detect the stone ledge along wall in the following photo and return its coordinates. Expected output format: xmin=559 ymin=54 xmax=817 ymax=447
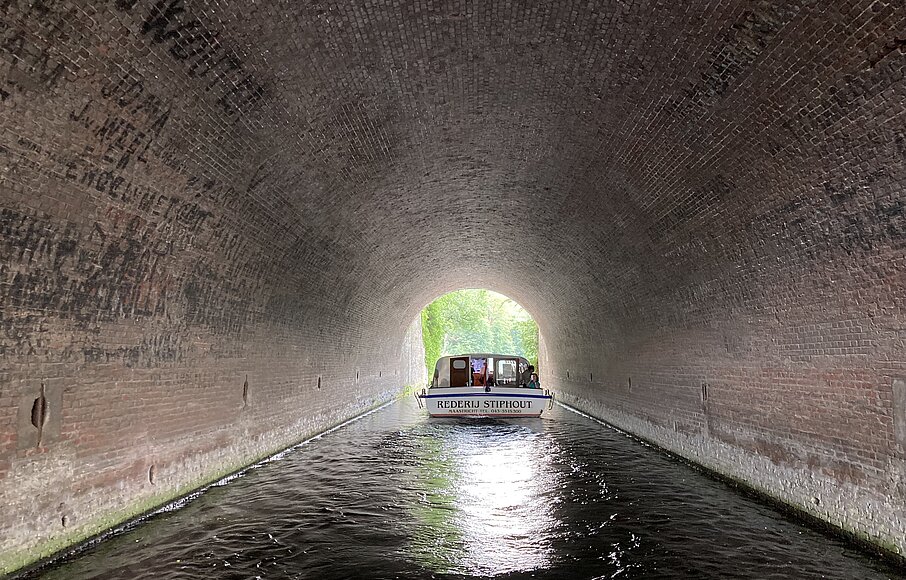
xmin=1 ymin=0 xmax=905 ymax=573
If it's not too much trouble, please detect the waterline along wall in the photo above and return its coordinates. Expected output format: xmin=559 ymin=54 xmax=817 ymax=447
xmin=1 ymin=0 xmax=904 ymax=573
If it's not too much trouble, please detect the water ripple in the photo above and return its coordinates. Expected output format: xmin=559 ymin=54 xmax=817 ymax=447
xmin=23 ymin=399 xmax=904 ymax=580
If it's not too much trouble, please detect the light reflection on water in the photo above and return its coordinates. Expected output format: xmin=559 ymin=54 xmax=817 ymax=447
xmin=409 ymin=420 xmax=559 ymax=576
xmin=21 ymin=399 xmax=904 ymax=580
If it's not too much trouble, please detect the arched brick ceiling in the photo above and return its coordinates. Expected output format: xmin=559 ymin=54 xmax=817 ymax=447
xmin=2 ymin=0 xmax=903 ymax=362
xmin=107 ymin=0 xmax=903 ymax=343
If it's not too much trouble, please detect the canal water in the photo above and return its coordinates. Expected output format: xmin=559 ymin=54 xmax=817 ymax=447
xmin=23 ymin=399 xmax=904 ymax=579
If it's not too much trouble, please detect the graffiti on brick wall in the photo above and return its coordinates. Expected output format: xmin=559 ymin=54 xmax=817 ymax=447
xmin=0 ymin=0 xmax=75 ymax=95
xmin=1 ymin=0 xmax=318 ymax=350
xmin=68 ymin=67 xmax=173 ymax=173
xmin=0 ymin=127 xmax=279 ymax=339
xmin=1 ymin=131 xmax=214 ymax=255
xmin=0 ymin=203 xmax=269 ymax=327
xmin=2 ymin=0 xmax=268 ymax=119
xmin=687 ymin=2 xmax=803 ymax=111
xmin=0 ymin=206 xmax=196 ymax=364
xmin=751 ymin=174 xmax=906 ymax=257
xmin=0 ymin=196 xmax=274 ymax=345
xmin=113 ymin=0 xmax=267 ymax=121
xmin=654 ymin=2 xmax=805 ymax=119
xmin=183 ymin=259 xmax=257 ymax=338
xmin=0 ymin=207 xmax=174 ymax=319
xmin=824 ymin=174 xmax=906 ymax=254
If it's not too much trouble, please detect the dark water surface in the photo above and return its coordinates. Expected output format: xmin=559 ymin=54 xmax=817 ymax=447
xmin=24 ymin=399 xmax=904 ymax=579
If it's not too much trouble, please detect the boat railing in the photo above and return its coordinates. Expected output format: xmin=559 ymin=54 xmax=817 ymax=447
xmin=415 ymin=388 xmax=425 ymax=408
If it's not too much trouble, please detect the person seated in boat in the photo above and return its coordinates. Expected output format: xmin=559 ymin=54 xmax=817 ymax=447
xmin=520 ymin=364 xmax=535 ymax=387
xmin=472 ymin=362 xmax=486 ymax=386
xmin=527 ymin=373 xmax=541 ymax=389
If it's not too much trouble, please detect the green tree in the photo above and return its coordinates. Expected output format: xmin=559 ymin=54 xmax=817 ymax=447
xmin=421 ymin=289 xmax=538 ymax=373
xmin=515 ymin=318 xmax=538 ymax=368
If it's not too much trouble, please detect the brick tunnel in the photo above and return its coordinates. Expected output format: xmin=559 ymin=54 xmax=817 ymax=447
xmin=1 ymin=0 xmax=905 ymax=572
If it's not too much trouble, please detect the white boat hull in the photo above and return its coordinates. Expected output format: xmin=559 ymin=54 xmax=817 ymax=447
xmin=419 ymin=387 xmax=553 ymax=418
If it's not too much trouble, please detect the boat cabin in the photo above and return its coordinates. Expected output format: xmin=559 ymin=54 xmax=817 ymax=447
xmin=431 ymin=354 xmax=532 ymax=388
xmin=419 ymin=353 xmax=551 ymax=417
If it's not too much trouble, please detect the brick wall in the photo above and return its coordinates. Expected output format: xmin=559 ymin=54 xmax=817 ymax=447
xmin=0 ymin=2 xmax=422 ymax=570
xmin=1 ymin=0 xmax=905 ymax=571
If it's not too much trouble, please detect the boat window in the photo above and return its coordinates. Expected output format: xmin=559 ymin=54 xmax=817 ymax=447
xmin=452 ymin=359 xmax=467 ymax=370
xmin=496 ymin=359 xmax=518 ymax=385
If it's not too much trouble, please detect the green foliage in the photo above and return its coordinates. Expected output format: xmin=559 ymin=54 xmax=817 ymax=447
xmin=421 ymin=304 xmax=445 ymax=378
xmin=515 ymin=318 xmax=539 ymax=367
xmin=420 ymin=289 xmax=539 ymax=373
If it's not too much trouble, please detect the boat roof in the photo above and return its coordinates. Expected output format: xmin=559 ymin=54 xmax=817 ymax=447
xmin=437 ymin=353 xmax=528 ymax=361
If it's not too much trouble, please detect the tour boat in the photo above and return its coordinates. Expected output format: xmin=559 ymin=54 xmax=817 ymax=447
xmin=416 ymin=354 xmax=553 ymax=418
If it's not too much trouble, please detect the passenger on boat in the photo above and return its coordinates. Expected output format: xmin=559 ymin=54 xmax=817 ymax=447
xmin=528 ymin=373 xmax=541 ymax=389
xmin=520 ymin=364 xmax=535 ymax=386
xmin=473 ymin=360 xmax=487 ymax=386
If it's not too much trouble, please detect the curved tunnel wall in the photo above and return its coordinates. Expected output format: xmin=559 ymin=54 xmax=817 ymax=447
xmin=1 ymin=0 xmax=904 ymax=571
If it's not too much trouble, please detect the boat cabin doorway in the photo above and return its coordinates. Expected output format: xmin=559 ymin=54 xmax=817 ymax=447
xmin=449 ymin=356 xmax=470 ymax=387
